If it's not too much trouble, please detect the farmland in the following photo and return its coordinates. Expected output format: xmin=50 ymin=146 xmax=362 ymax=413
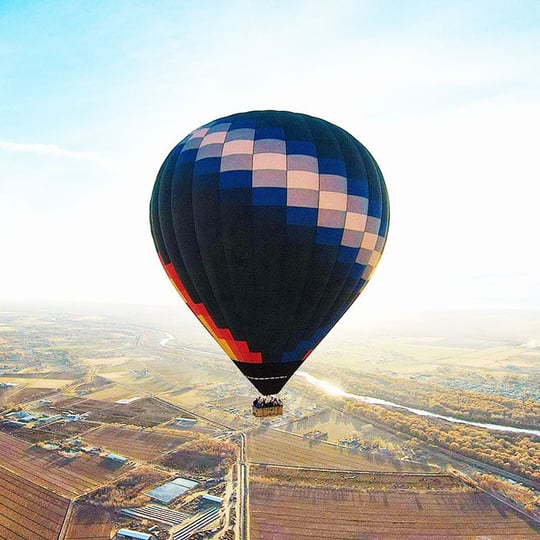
xmin=0 ymin=466 xmax=69 ymax=540
xmin=64 ymin=504 xmax=117 ymax=540
xmin=85 ymin=383 xmax=138 ymax=402
xmin=51 ymin=396 xmax=182 ymax=427
xmin=83 ymin=425 xmax=194 ymax=461
xmin=247 ymin=428 xmax=428 ymax=472
xmin=0 ymin=431 xmax=130 ymax=498
xmin=0 ymin=419 xmax=96 ymax=443
xmin=1 ymin=308 xmax=539 ymax=538
xmin=159 ymin=438 xmax=237 ymax=476
xmin=249 ymin=468 xmax=540 ymax=539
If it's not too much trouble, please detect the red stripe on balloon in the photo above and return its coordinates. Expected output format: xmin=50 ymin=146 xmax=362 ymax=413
xmin=159 ymin=254 xmax=262 ymax=364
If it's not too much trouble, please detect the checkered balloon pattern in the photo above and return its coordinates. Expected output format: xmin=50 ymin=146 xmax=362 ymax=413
xmin=150 ymin=111 xmax=389 ymax=395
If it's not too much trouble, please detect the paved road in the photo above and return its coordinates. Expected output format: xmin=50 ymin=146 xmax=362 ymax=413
xmin=152 ymin=394 xmax=249 ymax=540
xmin=238 ymin=432 xmax=249 ymax=540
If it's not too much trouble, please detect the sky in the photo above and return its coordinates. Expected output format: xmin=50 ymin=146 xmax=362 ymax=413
xmin=1 ymin=0 xmax=539 ymax=315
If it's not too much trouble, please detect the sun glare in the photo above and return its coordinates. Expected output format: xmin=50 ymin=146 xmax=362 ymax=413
xmin=297 ymin=371 xmax=347 ymax=397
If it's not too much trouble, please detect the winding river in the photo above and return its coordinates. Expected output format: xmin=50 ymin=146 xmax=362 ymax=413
xmin=159 ymin=332 xmax=175 ymax=347
xmin=158 ymin=331 xmax=539 ymax=438
xmin=297 ymin=371 xmax=540 ymax=438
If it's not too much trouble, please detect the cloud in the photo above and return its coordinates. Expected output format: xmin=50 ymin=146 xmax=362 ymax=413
xmin=0 ymin=141 xmax=112 ymax=167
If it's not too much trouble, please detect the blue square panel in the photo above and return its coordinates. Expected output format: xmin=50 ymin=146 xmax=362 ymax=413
xmin=318 ymin=158 xmax=346 ymax=176
xmin=255 ymin=127 xmax=285 ymax=140
xmin=252 ymin=187 xmax=287 ymax=207
xmin=193 ymin=157 xmax=221 ymax=176
xmin=316 ymin=226 xmax=342 ymax=246
xmin=286 ymin=140 xmax=317 ymax=157
xmin=337 ymin=245 xmax=358 ymax=264
xmin=219 ymin=170 xmax=252 ymax=189
xmin=287 ymin=206 xmax=317 ymax=226
xmin=348 ymin=178 xmax=369 ymax=198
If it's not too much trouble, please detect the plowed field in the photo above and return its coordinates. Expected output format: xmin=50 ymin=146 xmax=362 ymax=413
xmin=52 ymin=396 xmax=179 ymax=426
xmin=250 ymin=471 xmax=540 ymax=539
xmin=83 ymin=425 xmax=193 ymax=461
xmin=64 ymin=503 xmax=116 ymax=540
xmin=0 ymin=420 xmax=95 ymax=443
xmin=0 ymin=431 xmax=130 ymax=498
xmin=0 ymin=466 xmax=69 ymax=540
xmin=247 ymin=428 xmax=427 ymax=471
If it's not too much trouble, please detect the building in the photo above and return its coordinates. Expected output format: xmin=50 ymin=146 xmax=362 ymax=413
xmin=107 ymin=453 xmax=127 ymax=463
xmin=116 ymin=529 xmax=154 ymax=540
xmin=201 ymin=494 xmax=224 ymax=505
xmin=147 ymin=477 xmax=199 ymax=505
xmin=8 ymin=411 xmax=37 ymax=423
xmin=174 ymin=417 xmax=197 ymax=427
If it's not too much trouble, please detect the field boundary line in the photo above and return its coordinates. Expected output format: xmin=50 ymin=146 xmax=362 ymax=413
xmin=57 ymin=499 xmax=73 ymax=540
xmin=452 ymin=470 xmax=540 ymax=526
xmin=249 ymin=462 xmax=457 ymax=477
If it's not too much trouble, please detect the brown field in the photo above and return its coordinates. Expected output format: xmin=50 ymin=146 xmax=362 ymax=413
xmin=4 ymin=386 xmax=56 ymax=403
xmin=83 ymin=425 xmax=193 ymax=461
xmin=83 ymin=356 xmax=130 ymax=366
xmin=281 ymin=408 xmax=407 ymax=444
xmin=86 ymin=384 xmax=137 ymax=402
xmin=43 ymin=419 xmax=97 ymax=435
xmin=71 ymin=375 xmax=113 ymax=394
xmin=161 ymin=387 xmax=210 ymax=408
xmin=251 ymin=466 xmax=462 ymax=491
xmin=0 ymin=386 xmax=21 ymax=406
xmin=52 ymin=396 xmax=180 ymax=426
xmin=0 ymin=465 xmax=69 ymax=540
xmin=0 ymin=431 xmax=131 ymax=498
xmin=0 ymin=422 xmax=69 ymax=444
xmin=118 ymin=373 xmax=175 ymax=394
xmin=1 ymin=371 xmax=78 ymax=380
xmin=141 ymin=350 xmax=232 ymax=388
xmin=64 ymin=503 xmax=116 ymax=540
xmin=250 ymin=469 xmax=540 ymax=539
xmin=0 ymin=420 xmax=96 ymax=443
xmin=247 ymin=428 xmax=428 ymax=472
xmin=0 ymin=377 xmax=71 ymax=388
xmin=160 ymin=438 xmax=237 ymax=476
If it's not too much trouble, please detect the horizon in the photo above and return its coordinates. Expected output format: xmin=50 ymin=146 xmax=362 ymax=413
xmin=1 ymin=1 xmax=539 ymax=314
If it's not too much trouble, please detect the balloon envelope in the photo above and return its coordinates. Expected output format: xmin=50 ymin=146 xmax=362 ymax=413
xmin=150 ymin=111 xmax=389 ymax=395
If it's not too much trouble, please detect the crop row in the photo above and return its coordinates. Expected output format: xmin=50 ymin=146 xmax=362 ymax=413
xmin=83 ymin=425 xmax=189 ymax=461
xmin=250 ymin=484 xmax=539 ymax=539
xmin=0 ymin=466 xmax=69 ymax=540
xmin=247 ymin=429 xmax=422 ymax=471
xmin=53 ymin=396 xmax=179 ymax=427
xmin=0 ymin=432 xmax=127 ymax=497
xmin=64 ymin=504 xmax=115 ymax=540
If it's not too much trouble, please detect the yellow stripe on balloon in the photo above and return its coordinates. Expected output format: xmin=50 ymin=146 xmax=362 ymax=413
xmin=197 ymin=315 xmax=237 ymax=360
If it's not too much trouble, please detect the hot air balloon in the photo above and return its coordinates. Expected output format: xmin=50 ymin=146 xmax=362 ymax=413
xmin=150 ymin=111 xmax=389 ymax=400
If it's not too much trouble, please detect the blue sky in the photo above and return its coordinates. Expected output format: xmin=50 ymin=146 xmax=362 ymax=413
xmin=1 ymin=0 xmax=539 ymax=312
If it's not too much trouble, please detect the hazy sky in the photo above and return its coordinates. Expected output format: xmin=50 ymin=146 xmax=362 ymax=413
xmin=1 ymin=1 xmax=539 ymax=314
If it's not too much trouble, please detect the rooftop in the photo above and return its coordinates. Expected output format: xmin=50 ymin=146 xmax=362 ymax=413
xmin=147 ymin=477 xmax=199 ymax=505
xmin=116 ymin=529 xmax=153 ymax=540
xmin=202 ymin=494 xmax=224 ymax=504
xmin=107 ymin=453 xmax=127 ymax=462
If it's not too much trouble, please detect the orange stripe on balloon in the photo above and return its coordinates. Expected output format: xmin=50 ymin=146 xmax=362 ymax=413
xmin=158 ymin=254 xmax=262 ymax=364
